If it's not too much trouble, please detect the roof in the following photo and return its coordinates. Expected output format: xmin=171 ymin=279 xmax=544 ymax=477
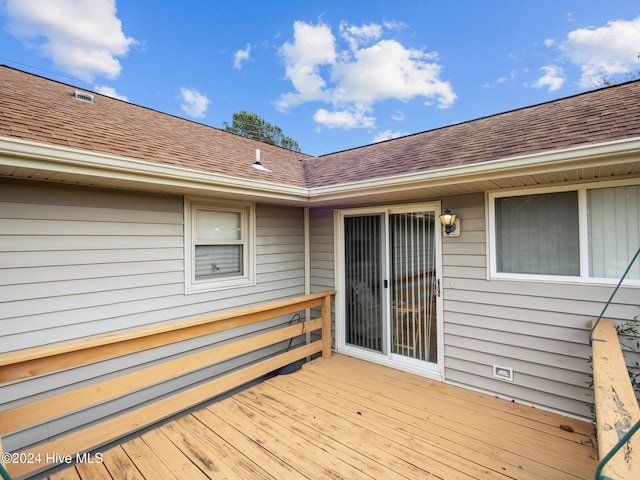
xmin=0 ymin=66 xmax=311 ymax=188
xmin=1 ymin=65 xmax=640 ymax=198
xmin=308 ymin=79 xmax=640 ymax=187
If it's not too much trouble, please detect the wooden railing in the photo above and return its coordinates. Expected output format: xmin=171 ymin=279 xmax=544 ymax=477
xmin=0 ymin=290 xmax=335 ymax=479
xmin=591 ymin=319 xmax=640 ymax=479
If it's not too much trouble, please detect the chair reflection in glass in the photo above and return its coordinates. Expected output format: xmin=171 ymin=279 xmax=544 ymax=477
xmin=392 ymin=277 xmax=436 ymax=362
xmin=349 ymin=281 xmax=382 ymax=351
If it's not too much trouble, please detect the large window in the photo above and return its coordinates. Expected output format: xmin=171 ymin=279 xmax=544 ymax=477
xmin=489 ymin=182 xmax=640 ymax=283
xmin=185 ymin=197 xmax=254 ymax=293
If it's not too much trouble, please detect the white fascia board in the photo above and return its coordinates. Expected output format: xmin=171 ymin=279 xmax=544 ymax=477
xmin=0 ymin=136 xmax=309 ymax=202
xmin=2 ymin=135 xmax=639 ymax=204
xmin=307 ymin=136 xmax=640 ymax=202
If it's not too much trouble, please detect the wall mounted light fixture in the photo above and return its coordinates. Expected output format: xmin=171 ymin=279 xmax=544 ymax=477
xmin=439 ymin=209 xmax=457 ymax=235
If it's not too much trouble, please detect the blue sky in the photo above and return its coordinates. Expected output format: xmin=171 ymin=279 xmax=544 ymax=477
xmin=1 ymin=1 xmax=639 ymax=156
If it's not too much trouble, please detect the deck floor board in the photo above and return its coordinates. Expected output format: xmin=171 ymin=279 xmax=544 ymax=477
xmin=45 ymin=354 xmax=597 ymax=480
xmin=297 ymin=355 xmax=593 ymax=477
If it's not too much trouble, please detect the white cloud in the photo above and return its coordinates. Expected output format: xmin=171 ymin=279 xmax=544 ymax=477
xmin=4 ymin=0 xmax=136 ymax=81
xmin=277 ymin=20 xmax=456 ymax=130
xmin=313 ymin=107 xmax=375 ymax=129
xmin=339 ymin=21 xmax=383 ymax=51
xmin=95 ymin=85 xmax=128 ymax=101
xmin=180 ymin=88 xmax=210 ymax=119
xmin=332 ymin=39 xmax=454 ymax=106
xmin=560 ymin=16 xmax=640 ymax=87
xmin=497 ymin=71 xmax=518 ymax=84
xmin=373 ymin=130 xmax=408 ymax=143
xmin=392 ymin=110 xmax=405 ymax=122
xmin=233 ymin=43 xmax=251 ymax=70
xmin=533 ymin=65 xmax=565 ymax=92
xmin=277 ymin=21 xmax=336 ymax=108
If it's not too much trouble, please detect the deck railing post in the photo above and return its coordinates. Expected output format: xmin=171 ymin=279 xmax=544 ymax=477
xmin=321 ymin=293 xmax=333 ymax=358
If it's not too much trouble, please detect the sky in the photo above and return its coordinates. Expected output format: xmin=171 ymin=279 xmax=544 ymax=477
xmin=0 ymin=1 xmax=639 ymax=156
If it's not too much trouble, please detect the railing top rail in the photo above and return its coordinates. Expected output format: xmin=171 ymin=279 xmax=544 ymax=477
xmin=591 ymin=319 xmax=640 ymax=479
xmin=0 ymin=290 xmax=336 ymax=479
xmin=0 ymin=290 xmax=336 ymax=383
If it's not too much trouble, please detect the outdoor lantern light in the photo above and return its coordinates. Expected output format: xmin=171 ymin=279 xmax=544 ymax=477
xmin=439 ymin=209 xmax=457 ymax=234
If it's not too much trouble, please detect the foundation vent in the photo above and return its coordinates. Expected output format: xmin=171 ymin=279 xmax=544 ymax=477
xmin=72 ymin=90 xmax=95 ymax=104
xmin=493 ymin=365 xmax=514 ymax=382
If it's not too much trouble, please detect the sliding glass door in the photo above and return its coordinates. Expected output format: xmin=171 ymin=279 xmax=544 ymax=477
xmin=344 ymin=214 xmax=384 ymax=353
xmin=342 ymin=205 xmax=440 ymax=367
xmin=389 ymin=211 xmax=437 ymax=363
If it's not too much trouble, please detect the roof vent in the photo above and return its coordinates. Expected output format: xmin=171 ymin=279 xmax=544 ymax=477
xmin=253 ymin=149 xmax=271 ymax=172
xmin=72 ymin=90 xmax=94 ymax=104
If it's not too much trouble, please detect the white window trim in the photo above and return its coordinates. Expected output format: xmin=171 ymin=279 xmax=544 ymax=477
xmin=487 ymin=178 xmax=640 ymax=286
xmin=184 ymin=196 xmax=255 ymax=294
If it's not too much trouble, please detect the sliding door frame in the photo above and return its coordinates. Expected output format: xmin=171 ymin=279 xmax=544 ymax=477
xmin=334 ymin=202 xmax=444 ymax=380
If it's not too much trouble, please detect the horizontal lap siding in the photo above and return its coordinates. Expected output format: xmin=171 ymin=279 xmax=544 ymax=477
xmin=256 ymin=205 xmax=305 ymax=290
xmin=309 ymin=208 xmax=335 ymax=292
xmin=0 ymin=184 xmax=186 ymax=350
xmin=0 ymin=182 xmax=307 ymax=453
xmin=309 ymin=208 xmax=336 ymax=345
xmin=441 ymin=192 xmax=637 ymax=419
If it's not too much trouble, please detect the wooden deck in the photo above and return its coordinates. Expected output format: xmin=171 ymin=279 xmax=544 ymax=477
xmin=45 ymin=354 xmax=597 ymax=480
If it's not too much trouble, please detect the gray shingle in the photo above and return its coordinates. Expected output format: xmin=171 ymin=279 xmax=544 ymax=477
xmin=2 ymin=65 xmax=639 ymax=189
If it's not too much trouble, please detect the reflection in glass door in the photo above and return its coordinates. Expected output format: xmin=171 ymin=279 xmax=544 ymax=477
xmin=343 ymin=208 xmax=439 ymax=365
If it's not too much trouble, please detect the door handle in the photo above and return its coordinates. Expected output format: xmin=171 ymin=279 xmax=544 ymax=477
xmin=435 ymin=279 xmax=441 ymax=297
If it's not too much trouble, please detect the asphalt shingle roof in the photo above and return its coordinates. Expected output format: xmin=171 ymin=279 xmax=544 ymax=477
xmin=0 ymin=66 xmax=311 ymax=187
xmin=1 ymin=65 xmax=640 ymax=189
xmin=307 ymin=80 xmax=640 ymax=187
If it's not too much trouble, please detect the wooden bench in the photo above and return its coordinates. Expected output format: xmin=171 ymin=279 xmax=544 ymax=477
xmin=591 ymin=319 xmax=640 ymax=479
xmin=0 ymin=290 xmax=335 ymax=479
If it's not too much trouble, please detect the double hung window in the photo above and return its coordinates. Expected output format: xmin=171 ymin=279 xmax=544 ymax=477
xmin=185 ymin=197 xmax=254 ymax=292
xmin=489 ymin=182 xmax=640 ymax=283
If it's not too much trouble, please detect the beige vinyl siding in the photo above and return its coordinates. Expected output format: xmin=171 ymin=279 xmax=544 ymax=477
xmin=256 ymin=204 xmax=305 ymax=291
xmin=308 ymin=208 xmax=336 ymax=346
xmin=0 ymin=183 xmax=184 ymax=349
xmin=0 ymin=181 xmax=307 ymax=453
xmin=440 ymin=192 xmax=638 ymax=419
xmin=309 ymin=208 xmax=336 ymax=292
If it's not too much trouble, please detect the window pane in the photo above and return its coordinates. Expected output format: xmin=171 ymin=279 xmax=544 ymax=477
xmin=195 ymin=245 xmax=243 ymax=279
xmin=496 ymin=192 xmax=579 ymax=275
xmin=196 ymin=210 xmax=241 ymax=241
xmin=589 ymin=185 xmax=640 ymax=280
